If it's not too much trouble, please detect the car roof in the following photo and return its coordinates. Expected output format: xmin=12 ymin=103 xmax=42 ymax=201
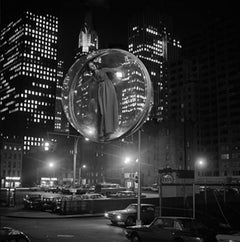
xmin=0 ymin=226 xmax=27 ymax=236
xmin=155 ymin=216 xmax=195 ymax=220
xmin=129 ymin=203 xmax=155 ymax=206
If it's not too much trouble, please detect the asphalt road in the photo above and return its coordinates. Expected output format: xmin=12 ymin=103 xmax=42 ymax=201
xmin=0 ymin=217 xmax=129 ymax=242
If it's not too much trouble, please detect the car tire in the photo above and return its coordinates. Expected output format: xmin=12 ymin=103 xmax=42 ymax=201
xmin=125 ymin=216 xmax=135 ymax=226
xmin=131 ymin=234 xmax=141 ymax=242
xmin=111 ymin=220 xmax=118 ymax=225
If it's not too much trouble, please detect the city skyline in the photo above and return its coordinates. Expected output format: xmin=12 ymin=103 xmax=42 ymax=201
xmin=1 ymin=0 xmax=237 ymax=70
xmin=1 ymin=0 xmax=240 ymax=188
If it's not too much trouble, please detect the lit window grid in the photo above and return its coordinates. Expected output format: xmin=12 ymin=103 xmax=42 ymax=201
xmin=23 ymin=135 xmax=45 ymax=150
xmin=0 ymin=12 xmax=58 ymax=129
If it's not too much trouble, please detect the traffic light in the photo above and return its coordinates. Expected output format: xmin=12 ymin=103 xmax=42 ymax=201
xmin=134 ymin=175 xmax=138 ymax=183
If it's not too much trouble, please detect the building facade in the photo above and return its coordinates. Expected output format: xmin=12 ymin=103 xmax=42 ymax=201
xmin=127 ymin=11 xmax=183 ymax=185
xmin=0 ymin=11 xmax=59 ymax=151
xmin=0 ymin=140 xmax=23 ymax=187
xmin=0 ymin=11 xmax=59 ymax=186
xmin=128 ymin=12 xmax=181 ymax=122
xmin=75 ymin=13 xmax=98 ymax=60
xmin=54 ymin=60 xmax=69 ymax=133
xmin=183 ymin=17 xmax=240 ymax=177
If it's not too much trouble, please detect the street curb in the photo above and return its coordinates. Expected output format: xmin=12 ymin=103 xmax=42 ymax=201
xmin=0 ymin=213 xmax=105 ymax=219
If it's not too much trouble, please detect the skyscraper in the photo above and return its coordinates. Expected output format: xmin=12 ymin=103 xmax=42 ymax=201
xmin=183 ymin=16 xmax=240 ymax=177
xmin=54 ymin=60 xmax=69 ymax=133
xmin=0 ymin=11 xmax=59 ymax=187
xmin=127 ymin=11 xmax=183 ymax=185
xmin=128 ymin=12 xmax=181 ymax=122
xmin=0 ymin=11 xmax=59 ymax=151
xmin=75 ymin=13 xmax=98 ymax=60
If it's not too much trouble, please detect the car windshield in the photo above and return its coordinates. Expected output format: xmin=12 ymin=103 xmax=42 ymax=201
xmin=179 ymin=219 xmax=207 ymax=231
xmin=126 ymin=204 xmax=137 ymax=211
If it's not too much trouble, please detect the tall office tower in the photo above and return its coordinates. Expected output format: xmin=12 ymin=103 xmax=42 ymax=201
xmin=183 ymin=17 xmax=240 ymax=177
xmin=54 ymin=60 xmax=69 ymax=133
xmin=0 ymin=11 xmax=58 ymax=152
xmin=128 ymin=11 xmax=181 ymax=122
xmin=167 ymin=59 xmax=198 ymax=170
xmin=75 ymin=13 xmax=98 ymax=60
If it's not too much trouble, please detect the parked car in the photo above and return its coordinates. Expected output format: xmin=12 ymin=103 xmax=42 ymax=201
xmin=216 ymin=232 xmax=240 ymax=242
xmin=0 ymin=226 xmax=31 ymax=241
xmin=40 ymin=196 xmax=62 ymax=212
xmin=81 ymin=193 xmax=108 ymax=200
xmin=23 ymin=194 xmax=42 ymax=209
xmin=109 ymin=190 xmax=146 ymax=198
xmin=125 ymin=216 xmax=218 ymax=242
xmin=105 ymin=203 xmax=156 ymax=226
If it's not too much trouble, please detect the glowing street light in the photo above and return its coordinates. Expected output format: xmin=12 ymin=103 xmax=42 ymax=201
xmin=124 ymin=157 xmax=131 ymax=164
xmin=48 ymin=162 xmax=54 ymax=168
xmin=79 ymin=164 xmax=87 ymax=186
xmin=195 ymin=158 xmax=207 ymax=169
xmin=194 ymin=158 xmax=207 ymax=182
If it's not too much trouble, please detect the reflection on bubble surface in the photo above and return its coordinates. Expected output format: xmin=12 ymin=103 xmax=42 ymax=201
xmin=62 ymin=49 xmax=153 ymax=143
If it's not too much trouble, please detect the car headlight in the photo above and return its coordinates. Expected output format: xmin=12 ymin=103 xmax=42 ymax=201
xmin=104 ymin=213 xmax=109 ymax=218
xmin=116 ymin=214 xmax=121 ymax=220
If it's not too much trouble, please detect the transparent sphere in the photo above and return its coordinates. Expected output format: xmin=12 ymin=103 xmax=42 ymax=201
xmin=62 ymin=49 xmax=153 ymax=143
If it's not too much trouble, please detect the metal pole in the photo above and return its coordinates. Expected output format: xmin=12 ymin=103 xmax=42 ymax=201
xmin=136 ymin=129 xmax=141 ymax=225
xmin=223 ymin=184 xmax=226 ymax=203
xmin=204 ymin=177 xmax=207 ymax=206
xmin=73 ymin=136 xmax=79 ymax=193
xmin=193 ymin=184 xmax=195 ymax=218
xmin=159 ymin=173 xmax=162 ymax=217
xmin=79 ymin=167 xmax=81 ymax=186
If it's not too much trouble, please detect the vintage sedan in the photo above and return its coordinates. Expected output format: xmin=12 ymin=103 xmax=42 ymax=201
xmin=125 ymin=216 xmax=218 ymax=242
xmin=23 ymin=194 xmax=42 ymax=210
xmin=40 ymin=196 xmax=62 ymax=212
xmin=105 ymin=203 xmax=155 ymax=226
xmin=0 ymin=227 xmax=31 ymax=242
xmin=216 ymin=232 xmax=240 ymax=242
xmin=81 ymin=193 xmax=108 ymax=199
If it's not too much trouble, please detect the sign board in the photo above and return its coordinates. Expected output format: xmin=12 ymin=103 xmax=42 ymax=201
xmin=69 ymin=188 xmax=77 ymax=193
xmin=161 ymin=174 xmax=174 ymax=184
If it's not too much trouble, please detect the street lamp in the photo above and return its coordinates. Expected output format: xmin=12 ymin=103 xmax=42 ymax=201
xmin=79 ymin=164 xmax=87 ymax=186
xmin=124 ymin=157 xmax=131 ymax=164
xmin=122 ymin=156 xmax=137 ymax=188
xmin=48 ymin=162 xmax=54 ymax=168
xmin=194 ymin=157 xmax=208 ymax=211
xmin=136 ymin=130 xmax=142 ymax=225
xmin=194 ymin=158 xmax=207 ymax=182
xmin=48 ymin=162 xmax=55 ymax=187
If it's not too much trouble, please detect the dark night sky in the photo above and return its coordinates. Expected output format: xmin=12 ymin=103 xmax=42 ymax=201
xmin=0 ymin=0 xmax=238 ymax=71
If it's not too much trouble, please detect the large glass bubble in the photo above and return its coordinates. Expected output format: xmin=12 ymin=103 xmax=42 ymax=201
xmin=62 ymin=49 xmax=153 ymax=143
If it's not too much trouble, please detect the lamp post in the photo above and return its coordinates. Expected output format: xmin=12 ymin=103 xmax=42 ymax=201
xmin=195 ymin=158 xmax=207 ymax=208
xmin=48 ymin=162 xmax=55 ymax=186
xmin=79 ymin=164 xmax=86 ymax=186
xmin=136 ymin=129 xmax=142 ymax=225
xmin=195 ymin=158 xmax=207 ymax=183
xmin=123 ymin=156 xmax=137 ymax=189
xmin=73 ymin=136 xmax=80 ymax=189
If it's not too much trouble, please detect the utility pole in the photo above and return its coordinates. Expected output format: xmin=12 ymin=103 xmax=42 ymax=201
xmin=136 ymin=129 xmax=142 ymax=225
xmin=47 ymin=131 xmax=81 ymax=194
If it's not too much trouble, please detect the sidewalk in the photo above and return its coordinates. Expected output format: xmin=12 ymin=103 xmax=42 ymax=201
xmin=0 ymin=205 xmax=104 ymax=219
